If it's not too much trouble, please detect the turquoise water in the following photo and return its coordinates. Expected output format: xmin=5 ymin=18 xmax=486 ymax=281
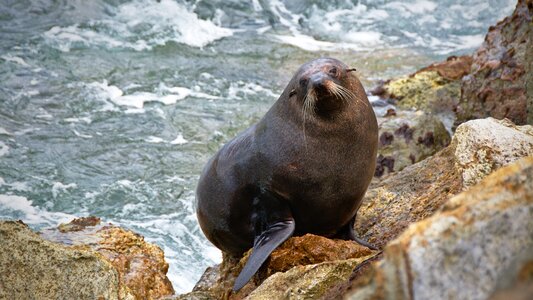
xmin=0 ymin=0 xmax=516 ymax=293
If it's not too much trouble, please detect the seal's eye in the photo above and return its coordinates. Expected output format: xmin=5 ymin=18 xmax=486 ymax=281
xmin=289 ymin=89 xmax=296 ymax=97
xmin=329 ymin=67 xmax=338 ymax=77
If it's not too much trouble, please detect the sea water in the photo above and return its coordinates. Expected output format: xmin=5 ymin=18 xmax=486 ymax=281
xmin=0 ymin=0 xmax=516 ymax=293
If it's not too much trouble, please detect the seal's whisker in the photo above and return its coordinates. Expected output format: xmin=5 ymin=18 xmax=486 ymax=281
xmin=337 ymin=84 xmax=368 ymax=107
xmin=303 ymin=89 xmax=317 ymax=148
xmin=328 ymin=83 xmax=348 ymax=104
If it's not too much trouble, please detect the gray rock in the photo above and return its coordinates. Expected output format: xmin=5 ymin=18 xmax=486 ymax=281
xmin=347 ymin=156 xmax=533 ymax=300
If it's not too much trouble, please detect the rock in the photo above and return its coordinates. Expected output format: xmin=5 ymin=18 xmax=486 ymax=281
xmin=417 ymin=55 xmax=474 ymax=81
xmin=456 ymin=0 xmax=533 ymax=126
xmin=347 ymin=156 xmax=533 ymax=300
xmin=246 ymin=257 xmax=374 ymax=300
xmin=528 ymin=6 xmax=533 ymax=124
xmin=41 ymin=217 xmax=175 ymax=300
xmin=375 ymin=111 xmax=451 ymax=177
xmin=357 ymin=118 xmax=533 ymax=249
xmin=266 ymin=234 xmax=374 ymax=276
xmin=453 ymin=118 xmax=533 ymax=188
xmin=0 ymin=220 xmax=135 ymax=300
xmin=185 ymin=234 xmax=378 ymax=299
xmin=371 ymin=55 xmax=472 ymax=114
xmin=488 ymin=254 xmax=533 ymax=300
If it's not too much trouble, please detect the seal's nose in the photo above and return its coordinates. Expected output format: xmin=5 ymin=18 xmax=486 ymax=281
xmin=310 ymin=73 xmax=327 ymax=91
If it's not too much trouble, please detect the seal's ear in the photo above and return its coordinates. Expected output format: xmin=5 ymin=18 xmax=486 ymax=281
xmin=346 ymin=68 xmax=357 ymax=72
xmin=289 ymin=89 xmax=296 ymax=97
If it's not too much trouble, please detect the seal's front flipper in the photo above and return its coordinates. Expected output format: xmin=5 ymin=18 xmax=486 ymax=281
xmin=232 ymin=219 xmax=295 ymax=291
xmin=334 ymin=215 xmax=378 ymax=250
xmin=232 ymin=190 xmax=295 ymax=291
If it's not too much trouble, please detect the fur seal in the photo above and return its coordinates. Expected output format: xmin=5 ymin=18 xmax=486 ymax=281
xmin=196 ymin=57 xmax=378 ymax=291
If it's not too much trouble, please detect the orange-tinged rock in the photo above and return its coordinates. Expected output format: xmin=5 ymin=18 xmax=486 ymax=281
xmin=42 ymin=217 xmax=174 ymax=300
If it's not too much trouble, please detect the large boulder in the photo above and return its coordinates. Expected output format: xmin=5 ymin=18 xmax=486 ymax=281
xmin=456 ymin=0 xmax=533 ymax=126
xmin=357 ymin=117 xmax=533 ymax=249
xmin=0 ymin=217 xmax=174 ymax=300
xmin=347 ymin=155 xmax=533 ymax=300
xmin=0 ymin=220 xmax=133 ymax=300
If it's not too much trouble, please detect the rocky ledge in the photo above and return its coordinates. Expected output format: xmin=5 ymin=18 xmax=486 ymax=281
xmin=0 ymin=217 xmax=174 ymax=300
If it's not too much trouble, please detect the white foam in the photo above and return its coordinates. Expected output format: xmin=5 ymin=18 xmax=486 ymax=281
xmin=0 ymin=128 xmax=12 ymax=136
xmin=170 ymin=134 xmax=188 ymax=145
xmin=0 ymin=194 xmax=75 ymax=226
xmin=51 ymin=182 xmax=77 ymax=199
xmin=64 ymin=116 xmax=92 ymax=124
xmin=44 ymin=0 xmax=233 ymax=51
xmin=86 ymin=81 xmax=217 ymax=110
xmin=72 ymin=129 xmax=93 ymax=139
xmin=0 ymin=178 xmax=31 ymax=192
xmin=227 ymin=81 xmax=278 ymax=99
xmin=1 ymin=55 xmax=30 ymax=67
xmin=146 ymin=136 xmax=165 ymax=144
xmin=0 ymin=142 xmax=9 ymax=157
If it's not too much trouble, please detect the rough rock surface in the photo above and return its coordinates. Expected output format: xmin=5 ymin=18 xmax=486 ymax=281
xmin=357 ymin=118 xmax=533 ymax=249
xmin=179 ymin=234 xmax=377 ymax=299
xmin=375 ymin=111 xmax=451 ymax=177
xmin=41 ymin=217 xmax=175 ymax=300
xmin=456 ymin=0 xmax=532 ymax=125
xmin=453 ymin=118 xmax=533 ymax=188
xmin=0 ymin=220 xmax=135 ymax=300
xmin=347 ymin=156 xmax=533 ymax=300
xmin=371 ymin=55 xmax=472 ymax=113
xmin=246 ymin=257 xmax=373 ymax=300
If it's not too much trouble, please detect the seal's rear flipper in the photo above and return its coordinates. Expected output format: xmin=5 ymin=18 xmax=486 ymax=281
xmin=334 ymin=215 xmax=378 ymax=250
xmin=232 ymin=219 xmax=295 ymax=291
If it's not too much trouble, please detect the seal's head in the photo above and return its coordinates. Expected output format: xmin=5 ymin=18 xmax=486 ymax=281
xmin=287 ymin=57 xmax=363 ymax=118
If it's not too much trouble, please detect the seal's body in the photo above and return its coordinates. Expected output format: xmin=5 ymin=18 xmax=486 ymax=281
xmin=196 ymin=58 xmax=378 ymax=290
